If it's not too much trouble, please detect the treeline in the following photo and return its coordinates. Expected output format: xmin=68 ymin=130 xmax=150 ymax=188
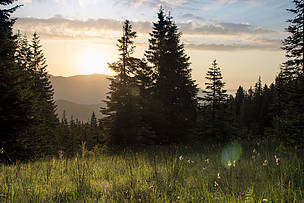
xmin=99 ymin=4 xmax=304 ymax=148
xmin=1 ymin=0 xmax=304 ymax=161
xmin=1 ymin=3 xmax=58 ymax=159
xmin=56 ymin=112 xmax=107 ymax=155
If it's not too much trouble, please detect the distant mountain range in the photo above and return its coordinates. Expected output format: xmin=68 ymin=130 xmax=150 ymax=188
xmin=50 ymin=74 xmax=110 ymax=121
xmin=55 ymin=100 xmax=103 ymax=122
xmin=50 ymin=74 xmax=110 ymax=104
xmin=50 ymin=73 xmax=236 ymax=122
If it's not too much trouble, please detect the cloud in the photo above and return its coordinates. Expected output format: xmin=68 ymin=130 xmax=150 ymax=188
xmin=14 ymin=16 xmax=282 ymax=51
xmin=216 ymin=0 xmax=263 ymax=6
xmin=14 ymin=16 xmax=275 ymax=39
xmin=114 ymin=0 xmax=188 ymax=9
xmin=181 ymin=13 xmax=204 ymax=21
xmin=115 ymin=0 xmax=263 ymax=9
xmin=186 ymin=38 xmax=281 ymax=51
xmin=179 ymin=21 xmax=274 ymax=35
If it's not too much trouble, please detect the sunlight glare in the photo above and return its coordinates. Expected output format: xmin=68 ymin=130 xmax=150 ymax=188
xmin=77 ymin=48 xmax=110 ymax=75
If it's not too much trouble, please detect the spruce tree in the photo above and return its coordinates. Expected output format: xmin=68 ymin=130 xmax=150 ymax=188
xmin=19 ymin=33 xmax=58 ymax=156
xmin=30 ymin=33 xmax=57 ymax=125
xmin=146 ymin=8 xmax=198 ymax=143
xmin=0 ymin=0 xmax=35 ymax=158
xmin=56 ymin=110 xmax=70 ymax=152
xmin=102 ymin=20 xmax=146 ymax=145
xmin=274 ymin=0 xmax=304 ymax=145
xmin=282 ymin=0 xmax=304 ymax=75
xmin=201 ymin=60 xmax=229 ymax=142
xmin=234 ymin=86 xmax=245 ymax=122
xmin=90 ymin=112 xmax=99 ymax=147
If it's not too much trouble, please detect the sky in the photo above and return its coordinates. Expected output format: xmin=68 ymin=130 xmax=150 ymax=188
xmin=9 ymin=0 xmax=294 ymax=90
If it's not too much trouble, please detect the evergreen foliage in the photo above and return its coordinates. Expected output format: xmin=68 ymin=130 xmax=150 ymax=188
xmin=1 ymin=2 xmax=304 ymax=160
xmin=282 ymin=0 xmax=304 ymax=75
xmin=0 ymin=0 xmax=34 ymax=158
xmin=146 ymin=8 xmax=198 ymax=143
xmin=102 ymin=20 xmax=149 ymax=145
xmin=199 ymin=60 xmax=230 ymax=143
xmin=273 ymin=0 xmax=304 ymax=145
xmin=54 ymin=111 xmax=106 ymax=156
xmin=232 ymin=79 xmax=275 ymax=141
xmin=26 ymin=33 xmax=58 ymax=155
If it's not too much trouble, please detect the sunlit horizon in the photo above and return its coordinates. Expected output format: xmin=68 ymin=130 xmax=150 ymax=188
xmin=12 ymin=0 xmax=292 ymax=90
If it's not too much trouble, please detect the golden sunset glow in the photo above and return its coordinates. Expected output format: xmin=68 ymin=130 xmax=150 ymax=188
xmin=77 ymin=48 xmax=109 ymax=75
xmin=15 ymin=0 xmax=291 ymax=89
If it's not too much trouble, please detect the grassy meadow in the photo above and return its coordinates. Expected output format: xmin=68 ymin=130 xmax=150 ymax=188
xmin=0 ymin=142 xmax=303 ymax=202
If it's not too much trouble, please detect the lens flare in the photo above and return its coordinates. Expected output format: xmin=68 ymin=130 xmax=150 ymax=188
xmin=221 ymin=143 xmax=242 ymax=168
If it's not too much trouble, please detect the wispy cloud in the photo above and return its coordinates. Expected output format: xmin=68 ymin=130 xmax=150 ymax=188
xmin=114 ymin=0 xmax=189 ymax=9
xmin=15 ymin=16 xmax=275 ymax=37
xmin=216 ymin=0 xmax=263 ymax=6
xmin=181 ymin=13 xmax=205 ymax=21
xmin=14 ymin=16 xmax=282 ymax=51
xmin=179 ymin=21 xmax=274 ymax=35
xmin=14 ymin=16 xmax=152 ymax=39
xmin=114 ymin=0 xmax=263 ymax=9
xmin=186 ymin=39 xmax=281 ymax=51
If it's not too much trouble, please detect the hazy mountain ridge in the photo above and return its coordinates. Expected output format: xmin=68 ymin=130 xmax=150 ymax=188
xmin=50 ymin=73 xmax=236 ymax=121
xmin=50 ymin=74 xmax=109 ymax=121
xmin=50 ymin=74 xmax=110 ymax=105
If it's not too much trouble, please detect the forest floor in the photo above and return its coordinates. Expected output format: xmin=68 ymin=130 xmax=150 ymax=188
xmin=0 ymin=142 xmax=303 ymax=202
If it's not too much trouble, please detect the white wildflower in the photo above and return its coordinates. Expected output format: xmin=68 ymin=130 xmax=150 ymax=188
xmin=263 ymin=160 xmax=268 ymax=166
xmin=187 ymin=159 xmax=191 ymax=164
xmin=274 ymin=155 xmax=280 ymax=165
xmin=179 ymin=155 xmax=183 ymax=161
xmin=253 ymin=148 xmax=257 ymax=153
xmin=227 ymin=160 xmax=232 ymax=167
xmin=0 ymin=148 xmax=4 ymax=154
xmin=233 ymin=160 xmax=236 ymax=167
xmin=177 ymin=196 xmax=180 ymax=200
xmin=214 ymin=181 xmax=219 ymax=187
xmin=262 ymin=198 xmax=269 ymax=202
xmin=217 ymin=173 xmax=221 ymax=179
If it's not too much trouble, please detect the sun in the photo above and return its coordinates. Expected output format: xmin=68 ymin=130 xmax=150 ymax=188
xmin=77 ymin=48 xmax=110 ymax=75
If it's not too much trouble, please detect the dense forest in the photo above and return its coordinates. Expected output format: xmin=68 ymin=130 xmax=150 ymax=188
xmin=1 ymin=0 xmax=304 ymax=161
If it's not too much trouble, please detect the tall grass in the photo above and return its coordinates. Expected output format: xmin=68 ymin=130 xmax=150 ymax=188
xmin=0 ymin=143 xmax=303 ymax=202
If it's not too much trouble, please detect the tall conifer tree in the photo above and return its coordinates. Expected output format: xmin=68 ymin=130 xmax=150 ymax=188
xmin=29 ymin=33 xmax=58 ymax=154
xmin=201 ymin=60 xmax=229 ymax=142
xmin=282 ymin=0 xmax=304 ymax=76
xmin=274 ymin=0 xmax=304 ymax=145
xmin=146 ymin=8 xmax=198 ymax=143
xmin=0 ymin=0 xmax=34 ymax=158
xmin=102 ymin=20 xmax=146 ymax=145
